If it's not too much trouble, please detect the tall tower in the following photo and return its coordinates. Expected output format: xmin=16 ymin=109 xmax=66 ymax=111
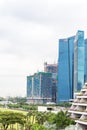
xmin=57 ymin=36 xmax=74 ymax=103
xmin=44 ymin=62 xmax=58 ymax=102
xmin=57 ymin=30 xmax=85 ymax=103
xmin=74 ymin=31 xmax=84 ymax=91
xmin=85 ymin=39 xmax=87 ymax=82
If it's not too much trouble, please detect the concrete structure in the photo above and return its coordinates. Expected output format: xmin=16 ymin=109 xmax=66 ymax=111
xmin=27 ymin=72 xmax=52 ymax=104
xmin=44 ymin=62 xmax=58 ymax=102
xmin=69 ymin=82 xmax=87 ymax=130
xmin=44 ymin=62 xmax=57 ymax=74
xmin=38 ymin=106 xmax=66 ymax=114
xmin=57 ymin=30 xmax=85 ymax=103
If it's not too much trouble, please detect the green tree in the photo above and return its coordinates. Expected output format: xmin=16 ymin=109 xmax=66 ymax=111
xmin=31 ymin=123 xmax=47 ymax=130
xmin=35 ymin=111 xmax=48 ymax=125
xmin=8 ymin=96 xmax=27 ymax=104
xmin=46 ymin=112 xmax=56 ymax=124
xmin=53 ymin=111 xmax=75 ymax=129
xmin=25 ymin=110 xmax=36 ymax=130
xmin=0 ymin=111 xmax=25 ymax=130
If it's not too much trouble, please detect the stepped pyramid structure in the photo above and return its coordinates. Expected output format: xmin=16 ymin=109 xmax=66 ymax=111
xmin=69 ymin=82 xmax=87 ymax=130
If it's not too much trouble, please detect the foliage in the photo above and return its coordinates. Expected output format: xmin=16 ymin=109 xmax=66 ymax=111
xmin=25 ymin=110 xmax=36 ymax=130
xmin=46 ymin=112 xmax=56 ymax=124
xmin=8 ymin=104 xmax=37 ymax=111
xmin=8 ymin=97 xmax=27 ymax=103
xmin=57 ymin=102 xmax=72 ymax=107
xmin=44 ymin=121 xmax=56 ymax=130
xmin=31 ymin=123 xmax=47 ymax=130
xmin=53 ymin=111 xmax=75 ymax=129
xmin=0 ymin=97 xmax=5 ymax=101
xmin=35 ymin=111 xmax=48 ymax=125
xmin=7 ymin=104 xmax=21 ymax=108
xmin=0 ymin=107 xmax=75 ymax=130
xmin=0 ymin=111 xmax=25 ymax=130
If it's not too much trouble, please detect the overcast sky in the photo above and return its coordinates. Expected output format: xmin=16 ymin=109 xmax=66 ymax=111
xmin=0 ymin=0 xmax=87 ymax=97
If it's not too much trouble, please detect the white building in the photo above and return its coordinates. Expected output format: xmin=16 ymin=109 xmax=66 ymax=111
xmin=69 ymin=82 xmax=87 ymax=130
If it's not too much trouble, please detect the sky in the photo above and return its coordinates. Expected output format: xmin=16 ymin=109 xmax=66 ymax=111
xmin=0 ymin=0 xmax=87 ymax=97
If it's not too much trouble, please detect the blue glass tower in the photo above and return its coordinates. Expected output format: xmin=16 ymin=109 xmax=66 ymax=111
xmin=85 ymin=39 xmax=87 ymax=82
xmin=57 ymin=37 xmax=74 ymax=103
xmin=57 ymin=30 xmax=85 ymax=103
xmin=74 ymin=31 xmax=84 ymax=91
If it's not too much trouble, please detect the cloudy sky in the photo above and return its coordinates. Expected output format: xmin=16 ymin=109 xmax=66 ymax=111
xmin=0 ymin=0 xmax=87 ymax=97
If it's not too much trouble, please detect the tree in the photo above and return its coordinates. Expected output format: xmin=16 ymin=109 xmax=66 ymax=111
xmin=35 ymin=111 xmax=48 ymax=125
xmin=25 ymin=110 xmax=36 ymax=130
xmin=0 ymin=111 xmax=25 ymax=130
xmin=8 ymin=96 xmax=27 ymax=104
xmin=53 ymin=111 xmax=75 ymax=129
xmin=31 ymin=123 xmax=47 ymax=130
xmin=46 ymin=112 xmax=56 ymax=124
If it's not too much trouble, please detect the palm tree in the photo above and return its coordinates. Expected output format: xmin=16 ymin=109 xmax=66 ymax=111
xmin=25 ymin=110 xmax=36 ymax=130
xmin=53 ymin=111 xmax=75 ymax=129
xmin=35 ymin=111 xmax=48 ymax=125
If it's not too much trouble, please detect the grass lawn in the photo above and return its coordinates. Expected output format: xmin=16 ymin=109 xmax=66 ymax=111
xmin=0 ymin=107 xmax=27 ymax=115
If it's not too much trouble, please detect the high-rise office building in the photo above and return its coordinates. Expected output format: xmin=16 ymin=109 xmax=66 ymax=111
xmin=57 ymin=36 xmax=74 ymax=103
xmin=74 ymin=31 xmax=84 ymax=91
xmin=27 ymin=72 xmax=52 ymax=104
xmin=57 ymin=30 xmax=85 ymax=103
xmin=44 ymin=62 xmax=58 ymax=102
xmin=85 ymin=39 xmax=87 ymax=82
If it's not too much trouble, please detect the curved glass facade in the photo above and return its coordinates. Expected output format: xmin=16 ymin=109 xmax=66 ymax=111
xmin=85 ymin=39 xmax=87 ymax=82
xmin=57 ymin=30 xmax=85 ymax=103
xmin=74 ymin=31 xmax=84 ymax=91
xmin=57 ymin=37 xmax=74 ymax=102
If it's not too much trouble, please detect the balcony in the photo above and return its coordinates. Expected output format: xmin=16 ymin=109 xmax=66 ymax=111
xmin=73 ymin=102 xmax=87 ymax=106
xmin=76 ymin=120 xmax=87 ymax=125
xmin=69 ymin=109 xmax=87 ymax=115
xmin=77 ymin=96 xmax=87 ymax=99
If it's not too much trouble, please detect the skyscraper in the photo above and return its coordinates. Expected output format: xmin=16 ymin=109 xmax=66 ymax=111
xmin=44 ymin=62 xmax=58 ymax=102
xmin=85 ymin=39 xmax=87 ymax=82
xmin=27 ymin=72 xmax=52 ymax=104
xmin=74 ymin=31 xmax=84 ymax=91
xmin=57 ymin=36 xmax=74 ymax=103
xmin=57 ymin=30 xmax=85 ymax=103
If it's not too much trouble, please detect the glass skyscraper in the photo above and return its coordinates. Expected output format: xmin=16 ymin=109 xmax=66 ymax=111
xmin=44 ymin=62 xmax=58 ymax=102
xmin=57 ymin=30 xmax=85 ymax=103
xmin=74 ymin=31 xmax=84 ymax=91
xmin=27 ymin=72 xmax=52 ymax=104
xmin=57 ymin=37 xmax=74 ymax=102
xmin=85 ymin=39 xmax=87 ymax=82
